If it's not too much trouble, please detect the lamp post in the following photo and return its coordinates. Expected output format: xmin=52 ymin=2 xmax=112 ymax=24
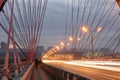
xmin=81 ymin=26 xmax=102 ymax=58
xmin=68 ymin=36 xmax=80 ymax=59
xmin=91 ymin=32 xmax=94 ymax=58
xmin=60 ymin=42 xmax=64 ymax=49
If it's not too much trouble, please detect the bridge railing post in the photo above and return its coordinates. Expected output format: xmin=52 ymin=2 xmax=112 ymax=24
xmin=68 ymin=73 xmax=74 ymax=80
xmin=76 ymin=75 xmax=91 ymax=80
xmin=59 ymin=70 xmax=62 ymax=80
xmin=62 ymin=71 xmax=67 ymax=80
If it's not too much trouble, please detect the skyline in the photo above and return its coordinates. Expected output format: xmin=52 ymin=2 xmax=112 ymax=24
xmin=0 ymin=0 xmax=120 ymax=50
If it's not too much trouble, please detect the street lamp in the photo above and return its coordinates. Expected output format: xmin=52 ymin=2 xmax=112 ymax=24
xmin=56 ymin=46 xmax=60 ymax=50
xmin=81 ymin=26 xmax=89 ymax=33
xmin=96 ymin=27 xmax=102 ymax=32
xmin=68 ymin=36 xmax=81 ymax=41
xmin=60 ymin=42 xmax=64 ymax=46
xmin=69 ymin=37 xmax=73 ymax=41
xmin=77 ymin=37 xmax=81 ymax=41
xmin=68 ymin=36 xmax=81 ymax=49
xmin=81 ymin=26 xmax=102 ymax=58
xmin=67 ymin=43 xmax=70 ymax=46
xmin=68 ymin=36 xmax=81 ymax=59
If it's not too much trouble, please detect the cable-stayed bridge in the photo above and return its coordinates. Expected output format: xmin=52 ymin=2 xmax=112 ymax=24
xmin=0 ymin=0 xmax=120 ymax=80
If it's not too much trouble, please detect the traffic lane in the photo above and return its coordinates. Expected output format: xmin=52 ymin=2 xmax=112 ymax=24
xmin=45 ymin=62 xmax=120 ymax=80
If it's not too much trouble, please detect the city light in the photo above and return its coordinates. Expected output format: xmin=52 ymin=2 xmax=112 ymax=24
xmin=96 ymin=27 xmax=102 ymax=32
xmin=67 ymin=43 xmax=70 ymax=46
xmin=81 ymin=26 xmax=88 ymax=33
xmin=69 ymin=37 xmax=73 ymax=41
xmin=56 ymin=46 xmax=60 ymax=50
xmin=60 ymin=42 xmax=64 ymax=46
xmin=56 ymin=46 xmax=59 ymax=49
xmin=60 ymin=46 xmax=64 ymax=49
xmin=52 ymin=48 xmax=55 ymax=51
xmin=77 ymin=37 xmax=81 ymax=41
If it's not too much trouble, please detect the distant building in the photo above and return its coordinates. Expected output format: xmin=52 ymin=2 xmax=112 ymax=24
xmin=36 ymin=46 xmax=44 ymax=58
xmin=1 ymin=42 xmax=7 ymax=52
xmin=47 ymin=46 xmax=53 ymax=51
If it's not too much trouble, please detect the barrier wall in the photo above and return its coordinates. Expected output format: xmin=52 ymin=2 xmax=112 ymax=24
xmin=43 ymin=64 xmax=91 ymax=80
xmin=20 ymin=62 xmax=34 ymax=80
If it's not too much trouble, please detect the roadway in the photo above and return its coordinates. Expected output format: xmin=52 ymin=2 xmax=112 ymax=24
xmin=43 ymin=60 xmax=120 ymax=80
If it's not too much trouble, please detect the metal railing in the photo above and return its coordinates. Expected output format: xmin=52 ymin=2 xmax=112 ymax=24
xmin=43 ymin=64 xmax=91 ymax=80
xmin=20 ymin=62 xmax=34 ymax=80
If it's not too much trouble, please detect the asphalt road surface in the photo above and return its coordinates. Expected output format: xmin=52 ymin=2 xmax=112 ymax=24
xmin=45 ymin=61 xmax=120 ymax=80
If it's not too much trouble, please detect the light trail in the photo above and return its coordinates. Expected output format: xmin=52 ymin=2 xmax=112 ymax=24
xmin=43 ymin=60 xmax=66 ymax=63
xmin=70 ymin=60 xmax=120 ymax=66
xmin=43 ymin=60 xmax=120 ymax=72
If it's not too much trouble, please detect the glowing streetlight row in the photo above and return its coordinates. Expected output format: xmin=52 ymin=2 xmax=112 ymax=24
xmin=44 ymin=36 xmax=81 ymax=58
xmin=69 ymin=37 xmax=81 ymax=41
xmin=60 ymin=42 xmax=64 ymax=46
xmin=43 ymin=41 xmax=66 ymax=58
xmin=81 ymin=26 xmax=102 ymax=33
xmin=44 ymin=26 xmax=102 ymax=59
xmin=81 ymin=26 xmax=102 ymax=58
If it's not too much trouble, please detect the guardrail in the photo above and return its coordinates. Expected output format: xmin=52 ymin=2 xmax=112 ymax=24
xmin=43 ymin=64 xmax=91 ymax=80
xmin=20 ymin=62 xmax=34 ymax=80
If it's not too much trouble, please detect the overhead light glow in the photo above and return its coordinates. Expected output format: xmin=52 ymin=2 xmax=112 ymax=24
xmin=81 ymin=26 xmax=88 ymax=33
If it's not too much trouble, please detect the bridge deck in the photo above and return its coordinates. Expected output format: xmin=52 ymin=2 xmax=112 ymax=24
xmin=30 ymin=64 xmax=50 ymax=80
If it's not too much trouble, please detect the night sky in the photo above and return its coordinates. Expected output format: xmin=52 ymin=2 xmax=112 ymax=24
xmin=40 ymin=0 xmax=120 ymax=49
xmin=0 ymin=0 xmax=120 ymax=50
